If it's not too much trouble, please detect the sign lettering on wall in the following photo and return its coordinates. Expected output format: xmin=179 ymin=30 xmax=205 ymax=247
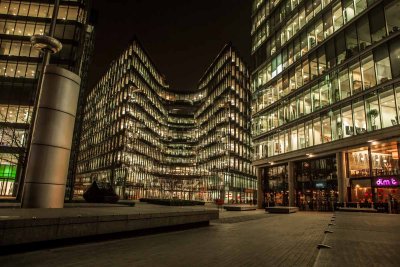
xmin=373 ymin=177 xmax=399 ymax=187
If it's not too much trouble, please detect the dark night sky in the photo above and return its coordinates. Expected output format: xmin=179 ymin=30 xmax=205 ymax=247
xmin=88 ymin=0 xmax=252 ymax=92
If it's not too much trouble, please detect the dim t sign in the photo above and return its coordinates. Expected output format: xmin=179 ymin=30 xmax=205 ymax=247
xmin=375 ymin=177 xmax=399 ymax=187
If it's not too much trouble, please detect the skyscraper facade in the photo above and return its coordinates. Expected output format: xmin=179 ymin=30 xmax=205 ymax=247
xmin=75 ymin=39 xmax=256 ymax=203
xmin=251 ymin=0 xmax=400 ymax=210
xmin=0 ymin=0 xmax=95 ymax=198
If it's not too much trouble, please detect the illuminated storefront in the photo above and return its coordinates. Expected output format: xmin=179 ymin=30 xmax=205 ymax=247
xmin=75 ymin=39 xmax=256 ymax=202
xmin=257 ymin=140 xmax=399 ymax=210
xmin=349 ymin=141 xmax=400 ymax=203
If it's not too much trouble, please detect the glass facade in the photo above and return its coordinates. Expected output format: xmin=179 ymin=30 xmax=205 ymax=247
xmin=75 ymin=39 xmax=256 ymax=203
xmin=252 ymin=0 xmax=400 ymax=159
xmin=252 ymin=0 xmax=400 ymax=211
xmin=0 ymin=0 xmax=95 ymax=198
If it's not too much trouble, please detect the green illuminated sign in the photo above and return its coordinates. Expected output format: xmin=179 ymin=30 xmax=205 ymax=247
xmin=0 ymin=165 xmax=17 ymax=181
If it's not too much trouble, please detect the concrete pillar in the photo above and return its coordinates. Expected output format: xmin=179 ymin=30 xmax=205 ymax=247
xmin=257 ymin=168 xmax=263 ymax=209
xmin=21 ymin=65 xmax=81 ymax=208
xmin=288 ymin=161 xmax=295 ymax=207
xmin=336 ymin=151 xmax=347 ymax=203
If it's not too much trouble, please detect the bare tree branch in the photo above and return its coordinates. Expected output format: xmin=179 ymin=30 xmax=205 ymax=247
xmin=0 ymin=111 xmax=27 ymax=162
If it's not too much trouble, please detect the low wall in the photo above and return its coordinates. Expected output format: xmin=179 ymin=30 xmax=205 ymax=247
xmin=0 ymin=208 xmax=218 ymax=246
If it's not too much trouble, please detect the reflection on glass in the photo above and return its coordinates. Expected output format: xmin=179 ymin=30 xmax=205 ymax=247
xmin=353 ymin=100 xmax=366 ymax=135
xmin=348 ymin=147 xmax=370 ymax=177
xmin=351 ymin=179 xmax=372 ymax=202
xmin=331 ymin=109 xmax=342 ymax=140
xmin=379 ymin=88 xmax=397 ymax=128
xmin=365 ymin=93 xmax=381 ymax=131
xmin=322 ymin=115 xmax=331 ymax=143
xmin=370 ymin=141 xmax=399 ymax=176
xmin=313 ymin=118 xmax=321 ymax=145
xmin=342 ymin=105 xmax=354 ymax=137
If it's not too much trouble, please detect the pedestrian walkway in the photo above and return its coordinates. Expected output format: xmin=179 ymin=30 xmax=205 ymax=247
xmin=214 ymin=208 xmax=268 ymax=223
xmin=0 ymin=212 xmax=332 ymax=267
xmin=314 ymin=212 xmax=400 ymax=267
xmin=2 ymin=207 xmax=398 ymax=266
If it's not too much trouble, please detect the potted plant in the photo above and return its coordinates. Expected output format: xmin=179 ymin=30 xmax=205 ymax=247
xmin=336 ymin=117 xmax=343 ymax=138
xmin=368 ymin=109 xmax=379 ymax=130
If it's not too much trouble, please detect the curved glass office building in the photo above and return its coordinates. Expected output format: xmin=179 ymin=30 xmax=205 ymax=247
xmin=251 ymin=0 xmax=400 ymax=210
xmin=75 ymin=39 xmax=256 ymax=203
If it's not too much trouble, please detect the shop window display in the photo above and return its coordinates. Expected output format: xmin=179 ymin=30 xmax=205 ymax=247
xmin=376 ymin=188 xmax=400 ymax=206
xmin=370 ymin=142 xmax=399 ymax=176
xmin=348 ymin=147 xmax=370 ymax=177
xmin=351 ymin=179 xmax=372 ymax=203
xmin=347 ymin=141 xmax=399 ymax=207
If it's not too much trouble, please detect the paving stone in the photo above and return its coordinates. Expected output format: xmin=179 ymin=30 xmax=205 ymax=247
xmin=314 ymin=212 xmax=400 ymax=267
xmin=2 ymin=209 xmax=397 ymax=267
xmin=0 ymin=212 xmax=332 ymax=267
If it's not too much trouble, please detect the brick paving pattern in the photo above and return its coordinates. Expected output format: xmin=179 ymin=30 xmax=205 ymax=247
xmin=2 ymin=209 xmax=398 ymax=267
xmin=1 ymin=212 xmax=331 ymax=267
xmin=314 ymin=212 xmax=400 ymax=267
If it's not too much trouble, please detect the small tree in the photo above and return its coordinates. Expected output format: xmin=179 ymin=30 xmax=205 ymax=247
xmin=368 ymin=109 xmax=379 ymax=129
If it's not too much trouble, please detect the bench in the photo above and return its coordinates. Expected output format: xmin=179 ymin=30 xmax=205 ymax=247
xmin=266 ymin=206 xmax=299 ymax=213
xmin=224 ymin=205 xmax=257 ymax=211
xmin=337 ymin=207 xmax=377 ymax=213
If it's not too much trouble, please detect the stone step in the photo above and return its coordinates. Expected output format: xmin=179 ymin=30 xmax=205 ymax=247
xmin=223 ymin=205 xmax=257 ymax=211
xmin=266 ymin=206 xmax=299 ymax=213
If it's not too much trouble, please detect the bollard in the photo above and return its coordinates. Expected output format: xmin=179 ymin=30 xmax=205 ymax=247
xmin=21 ymin=65 xmax=81 ymax=208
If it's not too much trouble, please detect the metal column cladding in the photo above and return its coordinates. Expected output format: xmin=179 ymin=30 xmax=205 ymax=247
xmin=21 ymin=65 xmax=81 ymax=208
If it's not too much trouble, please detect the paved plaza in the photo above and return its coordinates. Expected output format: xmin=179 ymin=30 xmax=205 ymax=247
xmin=1 ymin=211 xmax=330 ymax=267
xmin=315 ymin=212 xmax=400 ymax=267
xmin=0 ymin=208 xmax=399 ymax=267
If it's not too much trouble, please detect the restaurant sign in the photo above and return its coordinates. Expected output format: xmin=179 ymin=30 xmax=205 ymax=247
xmin=373 ymin=177 xmax=399 ymax=187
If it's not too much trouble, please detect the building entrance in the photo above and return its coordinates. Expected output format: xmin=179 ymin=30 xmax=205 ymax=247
xmin=261 ymin=164 xmax=289 ymax=207
xmin=295 ymin=156 xmax=338 ymax=211
xmin=297 ymin=188 xmax=337 ymax=211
